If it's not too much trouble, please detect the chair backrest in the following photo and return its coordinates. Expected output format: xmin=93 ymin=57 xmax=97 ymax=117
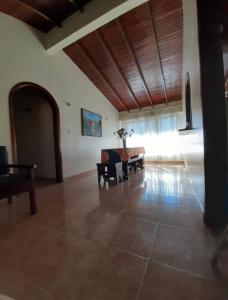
xmin=0 ymin=146 xmax=9 ymax=175
xmin=106 ymin=150 xmax=121 ymax=164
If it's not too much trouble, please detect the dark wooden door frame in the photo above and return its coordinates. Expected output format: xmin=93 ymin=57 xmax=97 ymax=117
xmin=9 ymin=82 xmax=63 ymax=183
xmin=197 ymin=0 xmax=227 ymax=229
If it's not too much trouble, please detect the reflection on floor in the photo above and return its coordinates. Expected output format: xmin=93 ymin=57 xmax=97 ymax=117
xmin=0 ymin=164 xmax=227 ymax=300
xmin=35 ymin=177 xmax=56 ymax=188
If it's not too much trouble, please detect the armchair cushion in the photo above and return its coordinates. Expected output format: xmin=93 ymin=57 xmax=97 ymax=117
xmin=0 ymin=175 xmax=32 ymax=198
xmin=0 ymin=174 xmax=30 ymax=188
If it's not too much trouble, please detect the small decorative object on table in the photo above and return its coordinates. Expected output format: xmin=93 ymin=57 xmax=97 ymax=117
xmin=113 ymin=128 xmax=134 ymax=149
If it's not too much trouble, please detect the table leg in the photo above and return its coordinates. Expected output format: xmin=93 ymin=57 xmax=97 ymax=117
xmin=122 ymin=161 xmax=128 ymax=180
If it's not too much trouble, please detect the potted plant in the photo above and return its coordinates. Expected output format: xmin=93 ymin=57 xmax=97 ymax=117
xmin=113 ymin=128 xmax=134 ymax=149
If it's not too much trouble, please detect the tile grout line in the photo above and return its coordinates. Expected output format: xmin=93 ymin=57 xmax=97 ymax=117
xmin=156 ymin=221 xmax=204 ymax=233
xmin=149 ymin=259 xmax=211 ymax=280
xmin=135 ymin=222 xmax=159 ymax=300
xmin=67 ymin=229 xmax=149 ymax=260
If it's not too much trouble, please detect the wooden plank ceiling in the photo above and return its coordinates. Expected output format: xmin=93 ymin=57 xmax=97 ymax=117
xmin=64 ymin=0 xmax=183 ymax=111
xmin=0 ymin=0 xmax=183 ymax=111
xmin=1 ymin=0 xmax=228 ymax=106
xmin=0 ymin=0 xmax=92 ymax=32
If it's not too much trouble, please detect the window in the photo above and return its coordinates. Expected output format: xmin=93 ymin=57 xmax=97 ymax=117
xmin=120 ymin=106 xmax=183 ymax=161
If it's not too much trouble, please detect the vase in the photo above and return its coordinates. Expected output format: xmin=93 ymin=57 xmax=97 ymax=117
xmin=122 ymin=139 xmax=127 ymax=149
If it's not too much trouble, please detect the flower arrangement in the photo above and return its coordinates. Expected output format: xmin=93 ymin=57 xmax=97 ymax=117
xmin=113 ymin=128 xmax=134 ymax=149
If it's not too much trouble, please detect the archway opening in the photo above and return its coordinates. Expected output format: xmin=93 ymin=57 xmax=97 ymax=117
xmin=9 ymin=82 xmax=63 ymax=184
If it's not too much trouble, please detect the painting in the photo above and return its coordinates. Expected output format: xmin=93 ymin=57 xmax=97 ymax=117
xmin=81 ymin=108 xmax=102 ymax=137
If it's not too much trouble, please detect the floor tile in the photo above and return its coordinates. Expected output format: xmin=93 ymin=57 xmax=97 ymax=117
xmin=150 ymin=224 xmax=216 ymax=278
xmin=0 ymin=215 xmax=62 ymax=267
xmin=109 ymin=216 xmax=157 ymax=257
xmin=138 ymin=261 xmax=226 ymax=300
xmin=125 ymin=194 xmax=161 ymax=223
xmin=0 ymin=164 xmax=225 ymax=299
xmin=0 ymin=268 xmax=52 ymax=300
xmin=158 ymin=205 xmax=204 ymax=232
xmin=12 ymin=232 xmax=146 ymax=300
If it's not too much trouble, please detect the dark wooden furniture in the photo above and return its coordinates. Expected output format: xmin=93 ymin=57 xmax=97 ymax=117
xmin=97 ymin=150 xmax=123 ymax=184
xmin=197 ymin=0 xmax=228 ymax=229
xmin=0 ymin=146 xmax=37 ymax=214
xmin=101 ymin=147 xmax=145 ymax=179
xmin=211 ymin=224 xmax=228 ymax=267
xmin=126 ymin=155 xmax=144 ymax=174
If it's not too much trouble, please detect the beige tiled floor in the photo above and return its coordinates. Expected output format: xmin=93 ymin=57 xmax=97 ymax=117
xmin=0 ymin=164 xmax=227 ymax=300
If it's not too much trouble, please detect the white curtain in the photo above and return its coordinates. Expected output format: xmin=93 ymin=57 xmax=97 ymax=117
xmin=120 ymin=106 xmax=183 ymax=161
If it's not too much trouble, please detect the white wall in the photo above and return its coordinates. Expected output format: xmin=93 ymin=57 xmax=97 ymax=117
xmin=0 ymin=13 xmax=119 ymax=178
xmin=14 ymin=90 xmax=56 ymax=178
xmin=181 ymin=0 xmax=205 ymax=208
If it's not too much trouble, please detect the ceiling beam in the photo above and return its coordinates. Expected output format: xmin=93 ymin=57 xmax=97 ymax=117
xmin=147 ymin=2 xmax=169 ymax=105
xmin=116 ymin=18 xmax=154 ymax=107
xmin=16 ymin=0 xmax=62 ymax=27
xmin=95 ymin=30 xmax=141 ymax=109
xmin=69 ymin=0 xmax=85 ymax=13
xmin=77 ymin=43 xmax=129 ymax=111
xmin=45 ymin=0 xmax=149 ymax=54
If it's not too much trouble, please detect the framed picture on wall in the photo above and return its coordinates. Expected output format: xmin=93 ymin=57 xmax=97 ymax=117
xmin=81 ymin=108 xmax=102 ymax=137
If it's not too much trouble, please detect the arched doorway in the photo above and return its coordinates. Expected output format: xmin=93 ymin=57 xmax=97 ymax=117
xmin=9 ymin=82 xmax=63 ymax=183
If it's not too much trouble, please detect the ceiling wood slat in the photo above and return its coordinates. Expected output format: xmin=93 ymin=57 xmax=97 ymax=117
xmin=147 ymin=2 xmax=168 ymax=105
xmin=95 ymin=30 xmax=141 ymax=109
xmin=116 ymin=18 xmax=154 ymax=107
xmin=16 ymin=0 xmax=62 ymax=27
xmin=0 ymin=0 xmax=184 ymax=110
xmin=151 ymin=0 xmax=183 ymax=102
xmin=77 ymin=42 xmax=129 ymax=111
xmin=64 ymin=43 xmax=125 ymax=111
xmin=64 ymin=0 xmax=183 ymax=111
xmin=0 ymin=0 xmax=92 ymax=32
xmin=0 ymin=0 xmax=54 ymax=32
xmin=118 ymin=4 xmax=167 ymax=105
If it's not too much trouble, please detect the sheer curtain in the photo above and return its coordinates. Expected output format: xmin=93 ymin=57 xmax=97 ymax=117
xmin=120 ymin=106 xmax=183 ymax=161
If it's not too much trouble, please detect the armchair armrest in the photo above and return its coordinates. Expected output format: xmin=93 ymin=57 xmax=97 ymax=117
xmin=2 ymin=164 xmax=36 ymax=180
xmin=6 ymin=164 xmax=36 ymax=169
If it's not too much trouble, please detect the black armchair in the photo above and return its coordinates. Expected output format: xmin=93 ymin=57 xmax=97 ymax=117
xmin=0 ymin=146 xmax=37 ymax=214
